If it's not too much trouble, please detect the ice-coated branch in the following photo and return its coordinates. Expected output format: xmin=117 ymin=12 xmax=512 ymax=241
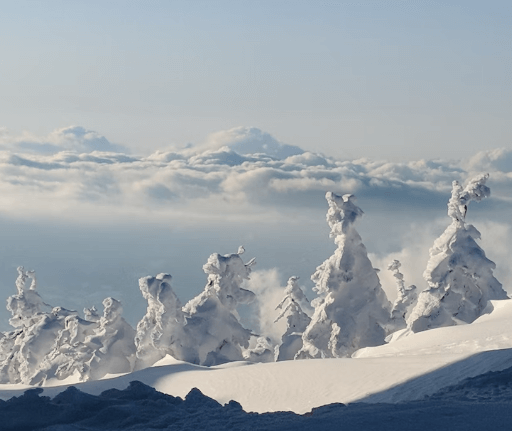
xmin=447 ymin=173 xmax=490 ymax=223
xmin=275 ymin=276 xmax=309 ymax=313
xmin=325 ymin=192 xmax=364 ymax=245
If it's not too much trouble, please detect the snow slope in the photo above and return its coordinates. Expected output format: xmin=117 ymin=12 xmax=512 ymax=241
xmin=2 ymin=299 xmax=512 ymax=416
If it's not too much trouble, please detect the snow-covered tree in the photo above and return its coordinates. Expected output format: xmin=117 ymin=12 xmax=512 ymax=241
xmin=388 ymin=260 xmax=417 ymax=330
xmin=274 ymin=276 xmax=311 ymax=361
xmin=182 ymin=247 xmax=256 ymax=366
xmin=134 ymin=273 xmax=188 ymax=370
xmin=408 ymin=174 xmax=508 ymax=333
xmin=297 ymin=192 xmax=392 ymax=359
xmin=85 ymin=297 xmax=136 ymax=379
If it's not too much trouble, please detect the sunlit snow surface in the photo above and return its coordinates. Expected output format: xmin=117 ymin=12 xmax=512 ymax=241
xmin=2 ymin=300 xmax=512 ymax=429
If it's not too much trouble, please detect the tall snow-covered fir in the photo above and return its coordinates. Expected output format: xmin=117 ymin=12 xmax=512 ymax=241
xmin=297 ymin=192 xmax=392 ymax=359
xmin=274 ymin=276 xmax=311 ymax=361
xmin=408 ymin=174 xmax=508 ymax=333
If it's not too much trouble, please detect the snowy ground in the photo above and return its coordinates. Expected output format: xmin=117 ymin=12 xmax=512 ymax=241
xmin=2 ymin=300 xmax=512 ymax=429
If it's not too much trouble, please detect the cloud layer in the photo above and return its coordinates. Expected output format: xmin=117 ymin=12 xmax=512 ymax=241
xmin=2 ymin=125 xmax=510 ymax=224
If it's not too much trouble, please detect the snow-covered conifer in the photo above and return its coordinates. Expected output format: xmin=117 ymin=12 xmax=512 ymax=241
xmin=408 ymin=174 xmax=508 ymax=333
xmin=297 ymin=192 xmax=392 ymax=359
xmin=87 ymin=297 xmax=136 ymax=379
xmin=134 ymin=273 xmax=188 ymax=370
xmin=274 ymin=276 xmax=311 ymax=361
xmin=388 ymin=260 xmax=417 ymax=330
xmin=182 ymin=248 xmax=256 ymax=366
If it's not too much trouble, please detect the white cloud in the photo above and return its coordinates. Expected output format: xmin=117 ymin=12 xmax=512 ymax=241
xmin=0 ymin=126 xmax=128 ymax=155
xmin=466 ymin=148 xmax=512 ymax=173
xmin=201 ymin=126 xmax=304 ymax=159
xmin=0 ymin=125 xmax=510 ymax=227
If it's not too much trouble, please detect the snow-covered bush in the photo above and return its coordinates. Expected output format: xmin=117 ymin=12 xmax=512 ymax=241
xmin=182 ymin=247 xmax=256 ymax=366
xmin=134 ymin=273 xmax=188 ymax=370
xmin=388 ymin=260 xmax=417 ymax=331
xmin=274 ymin=276 xmax=311 ymax=361
xmin=408 ymin=174 xmax=508 ymax=333
xmin=297 ymin=192 xmax=392 ymax=359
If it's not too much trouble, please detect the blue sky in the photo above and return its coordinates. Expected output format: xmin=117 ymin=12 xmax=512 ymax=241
xmin=1 ymin=1 xmax=511 ymax=160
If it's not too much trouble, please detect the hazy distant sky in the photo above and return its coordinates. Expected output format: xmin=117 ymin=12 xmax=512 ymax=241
xmin=1 ymin=0 xmax=511 ymax=161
